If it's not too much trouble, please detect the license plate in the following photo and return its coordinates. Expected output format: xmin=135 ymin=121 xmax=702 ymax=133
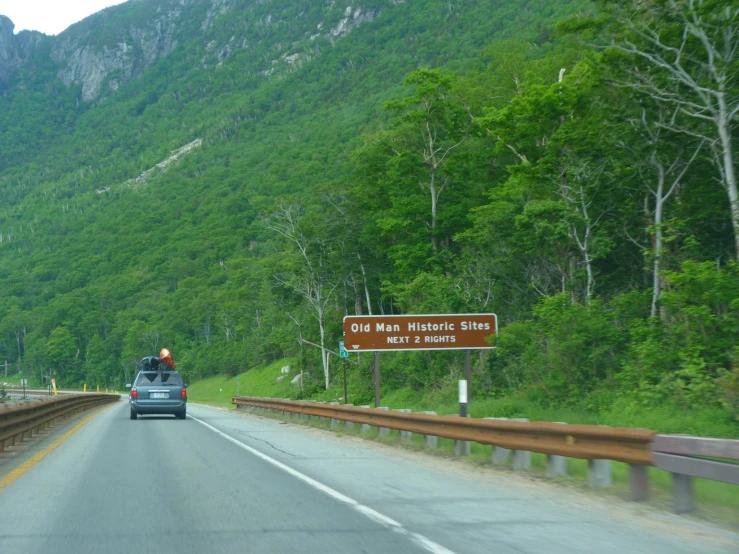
xmin=150 ymin=392 xmax=168 ymax=399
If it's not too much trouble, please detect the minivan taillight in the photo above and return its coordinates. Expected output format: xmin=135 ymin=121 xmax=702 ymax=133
xmin=131 ymin=388 xmax=138 ymax=399
xmin=181 ymin=388 xmax=187 ymax=399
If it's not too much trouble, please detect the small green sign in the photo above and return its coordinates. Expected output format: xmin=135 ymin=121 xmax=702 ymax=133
xmin=236 ymin=376 xmax=240 ymax=381
xmin=339 ymin=340 xmax=348 ymax=358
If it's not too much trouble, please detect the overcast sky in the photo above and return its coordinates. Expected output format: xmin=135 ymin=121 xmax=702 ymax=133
xmin=0 ymin=0 xmax=127 ymax=36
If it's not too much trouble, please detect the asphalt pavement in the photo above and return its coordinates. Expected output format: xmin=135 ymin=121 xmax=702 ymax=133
xmin=0 ymin=400 xmax=736 ymax=554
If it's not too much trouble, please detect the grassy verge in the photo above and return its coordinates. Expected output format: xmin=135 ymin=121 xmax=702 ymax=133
xmin=187 ymin=357 xmax=296 ymax=408
xmin=0 ymin=374 xmax=42 ymax=388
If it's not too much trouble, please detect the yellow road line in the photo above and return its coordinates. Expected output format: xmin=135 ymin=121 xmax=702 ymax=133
xmin=0 ymin=402 xmax=117 ymax=493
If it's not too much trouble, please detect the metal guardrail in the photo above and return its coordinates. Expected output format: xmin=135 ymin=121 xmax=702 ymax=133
xmin=233 ymin=396 xmax=655 ymax=463
xmin=0 ymin=394 xmax=119 ymax=452
xmin=4 ymin=388 xmax=120 ymax=396
xmin=651 ymin=435 xmax=739 ymax=512
xmin=232 ymin=396 xmax=739 ymax=514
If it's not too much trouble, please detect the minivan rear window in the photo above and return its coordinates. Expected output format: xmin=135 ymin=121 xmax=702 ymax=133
xmin=136 ymin=372 xmax=183 ymax=386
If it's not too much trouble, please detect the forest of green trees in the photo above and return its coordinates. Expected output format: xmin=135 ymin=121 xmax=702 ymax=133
xmin=0 ymin=0 xmax=737 ymax=428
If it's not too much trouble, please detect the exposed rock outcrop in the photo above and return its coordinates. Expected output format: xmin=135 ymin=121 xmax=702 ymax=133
xmin=3 ymin=1 xmax=387 ymax=100
xmin=52 ymin=9 xmax=182 ymax=101
xmin=0 ymin=16 xmax=15 ymax=85
xmin=0 ymin=16 xmax=45 ymax=86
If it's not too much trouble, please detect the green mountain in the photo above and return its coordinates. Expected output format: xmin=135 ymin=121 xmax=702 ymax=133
xmin=1 ymin=0 xmax=737 ymax=428
xmin=0 ymin=0 xmax=584 ymax=382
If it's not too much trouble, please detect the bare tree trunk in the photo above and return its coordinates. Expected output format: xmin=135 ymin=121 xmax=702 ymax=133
xmin=429 ymin=170 xmax=438 ymax=250
xmin=15 ymin=330 xmax=21 ymax=370
xmin=611 ymin=2 xmax=738 ymax=257
xmin=717 ymin=103 xmax=739 ymax=258
xmin=318 ymin=306 xmax=329 ymax=390
xmin=651 ymin=161 xmax=665 ymax=318
xmin=359 ymin=257 xmax=372 ymax=315
xmin=649 ymin=139 xmax=702 ymax=317
xmin=264 ymin=203 xmax=337 ymax=390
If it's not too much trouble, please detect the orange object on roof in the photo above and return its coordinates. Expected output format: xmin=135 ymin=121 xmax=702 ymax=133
xmin=160 ymin=348 xmax=177 ymax=369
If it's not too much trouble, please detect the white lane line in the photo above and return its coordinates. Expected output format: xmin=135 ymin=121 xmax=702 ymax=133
xmin=190 ymin=415 xmax=456 ymax=554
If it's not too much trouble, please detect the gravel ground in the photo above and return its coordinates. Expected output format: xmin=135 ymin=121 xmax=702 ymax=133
xmin=0 ymin=395 xmax=48 ymax=410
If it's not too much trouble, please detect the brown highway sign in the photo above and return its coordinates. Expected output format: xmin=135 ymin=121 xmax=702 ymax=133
xmin=343 ymin=314 xmax=497 ymax=352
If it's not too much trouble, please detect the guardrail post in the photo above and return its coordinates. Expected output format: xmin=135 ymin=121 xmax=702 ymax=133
xmin=629 ymin=465 xmax=649 ymax=502
xmin=547 ymin=423 xmax=569 ymax=477
xmin=547 ymin=454 xmax=568 ymax=477
xmin=485 ymin=418 xmax=511 ymax=465
xmin=309 ymin=402 xmax=320 ymax=423
xmin=589 ymin=459 xmax=613 ymax=487
xmin=359 ymin=406 xmax=373 ymax=434
xmin=672 ymin=473 xmax=694 ymax=513
xmin=421 ymin=411 xmax=438 ymax=448
xmin=329 ymin=402 xmax=341 ymax=428
xmin=377 ymin=407 xmax=390 ymax=436
xmin=396 ymin=409 xmax=412 ymax=442
xmin=589 ymin=426 xmax=614 ymax=487
xmin=318 ymin=402 xmax=330 ymax=425
xmin=512 ymin=418 xmax=531 ymax=470
xmin=344 ymin=405 xmax=354 ymax=429
xmin=450 ymin=415 xmax=471 ymax=457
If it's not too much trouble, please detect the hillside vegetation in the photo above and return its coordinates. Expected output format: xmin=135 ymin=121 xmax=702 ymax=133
xmin=0 ymin=0 xmax=737 ymax=435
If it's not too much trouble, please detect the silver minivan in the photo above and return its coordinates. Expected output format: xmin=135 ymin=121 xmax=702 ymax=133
xmin=127 ymin=370 xmax=187 ymax=419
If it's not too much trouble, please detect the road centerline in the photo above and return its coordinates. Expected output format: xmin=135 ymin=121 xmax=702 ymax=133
xmin=0 ymin=403 xmax=117 ymax=494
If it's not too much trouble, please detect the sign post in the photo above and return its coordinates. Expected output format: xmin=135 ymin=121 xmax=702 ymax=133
xmin=339 ymin=341 xmax=348 ymax=404
xmin=51 ymin=378 xmax=57 ymax=397
xmin=464 ymin=350 xmax=471 ymax=403
xmin=343 ymin=314 xmax=497 ymax=409
xmin=21 ymin=378 xmax=27 ymax=399
xmin=373 ymin=352 xmax=380 ymax=408
xmin=459 ymin=380 xmax=468 ymax=417
xmin=236 ymin=376 xmax=240 ymax=397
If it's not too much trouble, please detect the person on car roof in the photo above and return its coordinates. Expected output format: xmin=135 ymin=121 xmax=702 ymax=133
xmin=140 ymin=348 xmax=177 ymax=372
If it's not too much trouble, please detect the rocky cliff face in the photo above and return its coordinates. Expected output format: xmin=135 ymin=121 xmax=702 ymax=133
xmin=0 ymin=16 xmax=46 ymax=87
xmin=0 ymin=16 xmax=14 ymax=85
xmin=2 ymin=0 xmax=386 ymax=101
xmin=51 ymin=9 xmax=181 ymax=101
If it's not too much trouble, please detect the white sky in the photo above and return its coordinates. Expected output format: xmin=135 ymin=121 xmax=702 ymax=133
xmin=0 ymin=0 xmax=128 ymax=36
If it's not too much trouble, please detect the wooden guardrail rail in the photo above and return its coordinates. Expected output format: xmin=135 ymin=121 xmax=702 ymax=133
xmin=232 ymin=396 xmax=739 ymax=514
xmin=0 ymin=394 xmax=119 ymax=452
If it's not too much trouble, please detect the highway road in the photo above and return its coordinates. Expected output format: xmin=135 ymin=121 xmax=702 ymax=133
xmin=0 ymin=400 xmax=737 ymax=554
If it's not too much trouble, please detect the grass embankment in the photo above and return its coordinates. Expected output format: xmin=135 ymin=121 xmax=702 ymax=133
xmin=188 ymin=360 xmax=739 ymax=524
xmin=187 ymin=358 xmax=296 ymax=408
xmin=0 ymin=374 xmax=42 ymax=388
